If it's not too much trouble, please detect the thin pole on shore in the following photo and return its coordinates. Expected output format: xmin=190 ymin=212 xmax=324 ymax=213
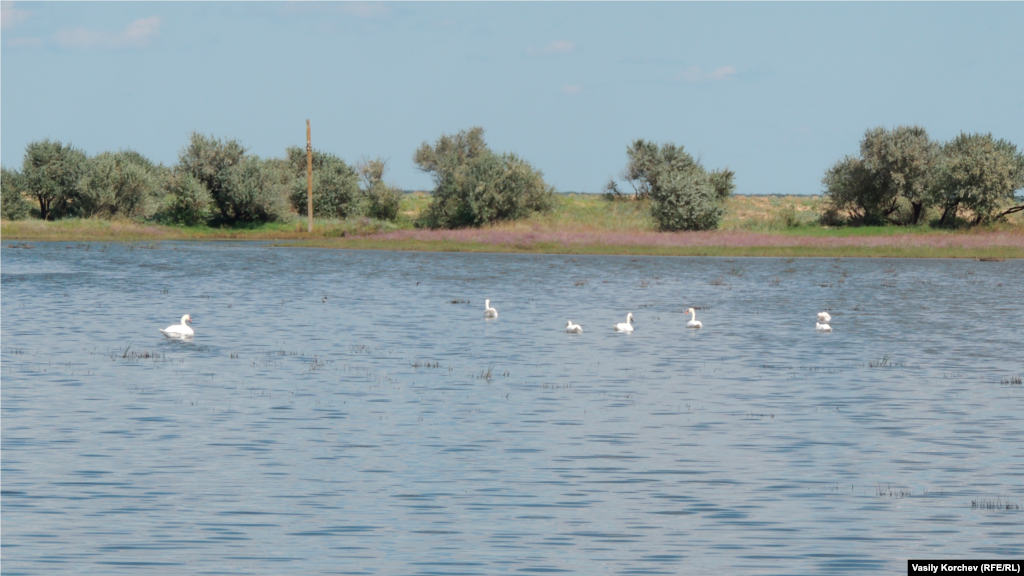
xmin=306 ymin=119 xmax=313 ymax=233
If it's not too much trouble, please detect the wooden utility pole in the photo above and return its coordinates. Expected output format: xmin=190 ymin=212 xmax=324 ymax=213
xmin=306 ymin=120 xmax=313 ymax=233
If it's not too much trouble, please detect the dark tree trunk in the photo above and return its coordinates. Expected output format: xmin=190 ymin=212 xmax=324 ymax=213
xmin=910 ymin=202 xmax=923 ymax=225
xmin=884 ymin=196 xmax=899 ymax=217
xmin=940 ymin=202 xmax=959 ymax=226
xmin=997 ymin=203 xmax=1024 ymax=219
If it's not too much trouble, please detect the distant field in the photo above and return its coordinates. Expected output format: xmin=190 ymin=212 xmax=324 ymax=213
xmin=4 ymin=193 xmax=1022 ymax=258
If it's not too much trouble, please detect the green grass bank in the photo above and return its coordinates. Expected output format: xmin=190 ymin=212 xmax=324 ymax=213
xmin=4 ymin=194 xmax=1022 ymax=259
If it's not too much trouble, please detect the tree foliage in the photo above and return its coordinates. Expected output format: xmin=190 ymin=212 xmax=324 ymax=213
xmin=176 ymin=133 xmax=250 ymax=223
xmin=933 ymin=133 xmax=1024 ymax=225
xmin=824 ymin=126 xmax=1023 ymax=226
xmin=161 ymin=173 xmax=212 ymax=226
xmin=285 ymin=147 xmax=361 ymax=219
xmin=612 ymin=139 xmax=734 ymax=231
xmin=174 ymin=133 xmax=288 ymax=224
xmin=822 ymin=126 xmax=939 ymax=225
xmin=415 ymin=127 xmax=553 ymax=229
xmin=221 ymin=156 xmax=287 ymax=224
xmin=358 ymin=157 xmax=402 ymax=221
xmin=1 ymin=167 xmax=33 ymax=220
xmin=412 ymin=126 xmax=488 ymax=180
xmin=78 ymin=150 xmax=160 ymax=218
xmin=20 ymin=139 xmax=88 ymax=220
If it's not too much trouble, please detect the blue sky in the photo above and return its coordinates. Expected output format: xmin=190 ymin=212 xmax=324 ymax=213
xmin=2 ymin=2 xmax=1022 ymax=195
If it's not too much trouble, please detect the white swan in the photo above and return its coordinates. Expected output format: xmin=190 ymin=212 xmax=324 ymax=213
xmin=817 ymin=311 xmax=832 ymax=322
xmin=816 ymin=322 xmax=832 ymax=332
xmin=565 ymin=320 xmax=583 ymax=334
xmin=614 ymin=313 xmax=634 ymax=332
xmin=685 ymin=307 xmax=703 ymax=329
xmin=160 ymin=314 xmax=194 ymax=338
xmin=484 ymin=299 xmax=498 ymax=318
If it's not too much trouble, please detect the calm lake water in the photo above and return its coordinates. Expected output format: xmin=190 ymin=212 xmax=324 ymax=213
xmin=2 ymin=242 xmax=1022 ymax=575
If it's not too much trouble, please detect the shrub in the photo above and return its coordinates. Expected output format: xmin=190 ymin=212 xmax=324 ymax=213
xmin=176 ymin=133 xmax=247 ymax=223
xmin=611 ymin=139 xmax=734 ymax=231
xmin=415 ymin=127 xmax=553 ymax=229
xmin=221 ymin=156 xmax=287 ymax=223
xmin=776 ymin=204 xmax=801 ymax=228
xmin=933 ymin=133 xmax=1024 ymax=225
xmin=358 ymin=158 xmax=401 ymax=221
xmin=1 ymin=167 xmax=32 ymax=220
xmin=19 ymin=139 xmax=88 ymax=220
xmin=822 ymin=155 xmax=877 ymax=224
xmin=162 ymin=173 xmax=212 ymax=226
xmin=412 ymin=126 xmax=488 ymax=178
xmin=823 ymin=126 xmax=939 ymax=225
xmin=649 ymin=169 xmax=725 ymax=231
xmin=287 ymin=149 xmax=360 ymax=218
xmin=78 ymin=151 xmax=158 ymax=218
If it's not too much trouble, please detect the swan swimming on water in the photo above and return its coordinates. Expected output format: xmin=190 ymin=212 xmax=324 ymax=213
xmin=817 ymin=311 xmax=832 ymax=322
xmin=565 ymin=320 xmax=583 ymax=334
xmin=684 ymin=308 xmax=703 ymax=329
xmin=484 ymin=299 xmax=498 ymax=318
xmin=160 ymin=314 xmax=194 ymax=338
xmin=816 ymin=322 xmax=832 ymax=332
xmin=614 ymin=313 xmax=634 ymax=332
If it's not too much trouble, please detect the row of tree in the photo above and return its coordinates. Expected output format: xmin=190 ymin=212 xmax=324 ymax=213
xmin=822 ymin=126 xmax=1024 ymax=226
xmin=0 ymin=128 xmax=733 ymax=231
xmin=0 ymin=134 xmax=403 ymax=226
xmin=7 ymin=126 xmax=1016 ymax=231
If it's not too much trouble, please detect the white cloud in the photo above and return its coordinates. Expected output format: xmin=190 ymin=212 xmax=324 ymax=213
xmin=528 ymin=39 xmax=575 ymax=56
xmin=679 ymin=65 xmax=737 ymax=83
xmin=709 ymin=66 xmax=736 ymax=81
xmin=1 ymin=1 xmax=30 ymax=30
xmin=286 ymin=0 xmax=389 ymax=18
xmin=560 ymin=84 xmax=583 ymax=95
xmin=7 ymin=36 xmax=41 ymax=48
xmin=342 ymin=2 xmax=390 ymax=19
xmin=52 ymin=16 xmax=161 ymax=50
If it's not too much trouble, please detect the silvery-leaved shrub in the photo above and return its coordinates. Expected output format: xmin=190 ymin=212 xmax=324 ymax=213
xmin=1 ymin=167 xmax=32 ymax=221
xmin=221 ymin=156 xmax=287 ymax=224
xmin=358 ymin=157 xmax=402 ymax=221
xmin=176 ymin=133 xmax=248 ymax=223
xmin=649 ymin=170 xmax=725 ymax=231
xmin=610 ymin=139 xmax=734 ymax=231
xmin=823 ymin=127 xmax=1024 ymax=227
xmin=19 ymin=139 xmax=88 ymax=220
xmin=286 ymin=147 xmax=360 ymax=218
xmin=415 ymin=127 xmax=553 ymax=229
xmin=823 ymin=126 xmax=940 ymax=226
xmin=77 ymin=151 xmax=159 ymax=219
xmin=162 ymin=173 xmax=212 ymax=226
xmin=932 ymin=132 xmax=1024 ymax=226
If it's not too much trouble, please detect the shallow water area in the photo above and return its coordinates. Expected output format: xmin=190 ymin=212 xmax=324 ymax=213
xmin=2 ymin=242 xmax=1022 ymax=575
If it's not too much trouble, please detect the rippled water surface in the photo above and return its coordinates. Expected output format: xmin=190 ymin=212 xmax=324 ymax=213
xmin=2 ymin=242 xmax=1022 ymax=575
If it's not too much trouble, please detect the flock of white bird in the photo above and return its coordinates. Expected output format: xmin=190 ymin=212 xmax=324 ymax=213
xmin=158 ymin=303 xmax=834 ymax=340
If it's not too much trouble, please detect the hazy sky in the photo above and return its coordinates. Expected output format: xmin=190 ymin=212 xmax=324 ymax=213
xmin=2 ymin=2 xmax=1022 ymax=194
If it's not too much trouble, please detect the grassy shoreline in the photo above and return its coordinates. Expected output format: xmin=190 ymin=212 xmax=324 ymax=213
xmin=4 ymin=194 xmax=1022 ymax=259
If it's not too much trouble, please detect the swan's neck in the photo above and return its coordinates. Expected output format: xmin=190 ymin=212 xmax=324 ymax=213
xmin=689 ymin=310 xmax=696 ymax=321
xmin=485 ymin=300 xmax=490 ymax=309
xmin=181 ymin=316 xmax=189 ymax=326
